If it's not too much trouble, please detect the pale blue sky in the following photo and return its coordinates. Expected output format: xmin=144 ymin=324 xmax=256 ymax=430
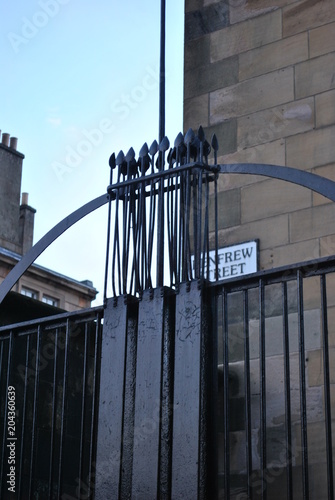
xmin=1 ymin=0 xmax=184 ymax=304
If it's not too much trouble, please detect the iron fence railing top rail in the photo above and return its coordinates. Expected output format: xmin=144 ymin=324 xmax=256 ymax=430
xmin=0 ymin=305 xmax=104 ymax=334
xmin=208 ymin=253 xmax=335 ymax=292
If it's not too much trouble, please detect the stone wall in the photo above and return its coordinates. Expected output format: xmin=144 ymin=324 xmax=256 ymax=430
xmin=184 ymin=1 xmax=335 ymax=497
xmin=184 ymin=0 xmax=335 ymax=269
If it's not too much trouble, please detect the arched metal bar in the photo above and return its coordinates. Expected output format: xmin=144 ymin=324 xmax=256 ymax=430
xmin=0 ymin=194 xmax=109 ymax=305
xmin=218 ymin=163 xmax=335 ymax=202
xmin=2 ymin=162 xmax=335 ymax=305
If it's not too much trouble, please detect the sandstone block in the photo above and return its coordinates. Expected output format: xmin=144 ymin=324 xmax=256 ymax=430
xmin=310 ymin=22 xmax=335 ymax=58
xmin=312 ymin=164 xmax=335 ymax=206
xmin=238 ymin=98 xmax=314 ymax=149
xmin=286 ymin=125 xmax=335 ymax=170
xmin=216 ymin=213 xmax=289 ymax=252
xmin=185 ymin=0 xmax=203 ymax=13
xmin=289 ymin=202 xmax=335 ymax=243
xmin=229 ymin=0 xmax=293 ymax=25
xmin=204 ymin=0 xmax=221 ymax=5
xmin=185 ymin=3 xmax=229 ymax=41
xmin=283 ymin=0 xmax=335 ymax=37
xmin=260 ymin=239 xmax=320 ymax=269
xmin=184 ymin=56 xmax=238 ymax=99
xmin=209 ymin=187 xmax=241 ymax=230
xmin=220 ymin=139 xmax=286 ymax=170
xmin=241 ymin=177 xmax=311 ymax=223
xmin=184 ymin=93 xmax=209 ymax=130
xmin=326 ymin=307 xmax=335 ymax=348
xmin=210 ymin=68 xmax=294 ymax=122
xmin=320 ymin=234 xmax=335 ymax=258
xmin=315 ymin=89 xmax=335 ymax=129
xmin=210 ymin=10 xmax=282 ymax=61
xmin=295 ymin=52 xmax=335 ymax=99
xmin=184 ymin=36 xmax=210 ymax=72
xmin=307 ymin=348 xmax=335 ymax=387
xmin=203 ymin=119 xmax=237 ymax=155
xmin=239 ymin=33 xmax=308 ymax=81
xmin=303 ymin=274 xmax=335 ymax=312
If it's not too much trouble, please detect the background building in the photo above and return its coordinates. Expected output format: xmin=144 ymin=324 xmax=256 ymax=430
xmin=0 ymin=131 xmax=97 ymax=323
xmin=184 ymin=1 xmax=335 ymax=497
xmin=184 ymin=0 xmax=335 ymax=268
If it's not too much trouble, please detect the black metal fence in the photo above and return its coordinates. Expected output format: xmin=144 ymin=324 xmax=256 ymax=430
xmin=0 ymin=307 xmax=103 ymax=499
xmin=2 ymin=127 xmax=335 ymax=498
xmin=1 ymin=256 xmax=335 ymax=498
xmin=214 ymin=256 xmax=335 ymax=500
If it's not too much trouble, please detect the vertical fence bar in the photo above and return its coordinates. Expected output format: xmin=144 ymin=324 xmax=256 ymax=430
xmin=88 ymin=312 xmax=102 ymax=496
xmin=297 ymin=270 xmax=309 ymax=500
xmin=104 ymin=165 xmax=114 ymax=302
xmin=243 ymin=290 xmax=253 ymax=499
xmin=48 ymin=329 xmax=58 ymax=499
xmin=0 ymin=339 xmax=3 ymax=383
xmin=58 ymin=320 xmax=70 ymax=498
xmin=282 ymin=282 xmax=293 ymax=500
xmin=222 ymin=290 xmax=230 ymax=499
xmin=197 ymin=169 xmax=203 ymax=278
xmin=259 ymin=279 xmax=267 ymax=500
xmin=18 ymin=334 xmax=30 ymax=499
xmin=28 ymin=326 xmax=41 ymax=498
xmin=78 ymin=322 xmax=89 ymax=492
xmin=156 ymin=162 xmax=165 ymax=287
xmin=320 ymin=274 xmax=334 ymax=500
xmin=0 ymin=331 xmax=13 ymax=494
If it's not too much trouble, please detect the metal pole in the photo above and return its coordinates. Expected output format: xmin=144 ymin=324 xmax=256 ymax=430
xmin=159 ymin=0 xmax=166 ymax=143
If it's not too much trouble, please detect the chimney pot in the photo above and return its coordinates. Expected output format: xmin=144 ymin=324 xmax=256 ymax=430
xmin=2 ymin=133 xmax=10 ymax=147
xmin=10 ymin=137 xmax=18 ymax=150
xmin=21 ymin=192 xmax=29 ymax=205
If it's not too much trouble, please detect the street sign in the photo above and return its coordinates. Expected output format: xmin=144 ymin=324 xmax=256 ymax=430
xmin=192 ymin=240 xmax=258 ymax=282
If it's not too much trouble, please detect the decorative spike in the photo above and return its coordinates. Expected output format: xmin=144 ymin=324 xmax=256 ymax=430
xmin=184 ymin=128 xmax=195 ymax=145
xmin=211 ymin=134 xmax=219 ymax=151
xmin=129 ymin=159 xmax=139 ymax=176
xmin=125 ymin=147 xmax=135 ymax=162
xmin=109 ymin=153 xmax=116 ymax=169
xmin=141 ymin=154 xmax=151 ymax=172
xmin=120 ymin=161 xmax=128 ymax=176
xmin=139 ymin=142 xmax=149 ymax=158
xmin=167 ymin=147 xmax=176 ymax=167
xmin=159 ymin=136 xmax=170 ymax=152
xmin=198 ymin=125 xmax=205 ymax=142
xmin=149 ymin=140 xmax=159 ymax=156
xmin=174 ymin=132 xmax=184 ymax=148
xmin=203 ymin=140 xmax=211 ymax=157
xmin=155 ymin=156 xmax=163 ymax=171
xmin=116 ymin=150 xmax=125 ymax=165
xmin=190 ymin=136 xmax=200 ymax=161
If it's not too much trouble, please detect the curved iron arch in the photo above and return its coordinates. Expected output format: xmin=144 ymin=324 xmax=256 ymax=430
xmin=1 ymin=163 xmax=335 ymax=305
xmin=0 ymin=194 xmax=109 ymax=304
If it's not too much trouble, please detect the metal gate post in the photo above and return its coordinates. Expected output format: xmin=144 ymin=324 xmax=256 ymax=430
xmin=131 ymin=287 xmax=175 ymax=499
xmin=171 ymin=280 xmax=216 ymax=500
xmin=95 ymin=296 xmax=138 ymax=500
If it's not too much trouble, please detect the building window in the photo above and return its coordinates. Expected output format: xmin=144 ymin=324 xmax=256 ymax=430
xmin=42 ymin=295 xmax=59 ymax=307
xmin=21 ymin=287 xmax=38 ymax=299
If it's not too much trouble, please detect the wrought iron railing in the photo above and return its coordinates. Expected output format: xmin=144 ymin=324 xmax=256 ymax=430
xmin=0 ymin=307 xmax=103 ymax=499
xmin=103 ymin=126 xmax=220 ymax=299
xmin=213 ymin=255 xmax=335 ymax=500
